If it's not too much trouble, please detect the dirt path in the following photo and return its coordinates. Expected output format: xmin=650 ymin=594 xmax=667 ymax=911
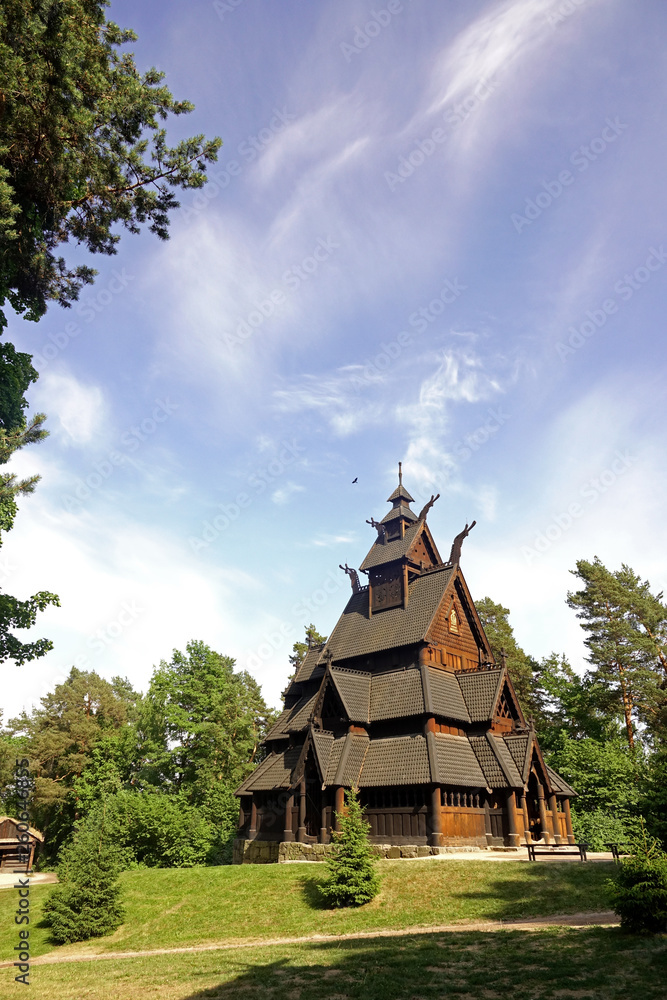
xmin=0 ymin=911 xmax=618 ymax=969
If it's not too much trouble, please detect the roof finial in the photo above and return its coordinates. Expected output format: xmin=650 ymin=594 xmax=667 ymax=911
xmin=398 ymin=461 xmax=403 ymax=486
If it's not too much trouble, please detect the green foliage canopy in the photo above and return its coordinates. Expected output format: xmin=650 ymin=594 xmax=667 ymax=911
xmin=567 ymin=558 xmax=667 ymax=747
xmin=8 ymin=668 xmax=139 ymax=856
xmin=0 ymin=0 xmax=221 ymax=328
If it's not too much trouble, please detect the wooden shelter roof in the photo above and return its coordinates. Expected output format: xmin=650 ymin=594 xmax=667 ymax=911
xmin=0 ymin=817 xmax=43 ymax=842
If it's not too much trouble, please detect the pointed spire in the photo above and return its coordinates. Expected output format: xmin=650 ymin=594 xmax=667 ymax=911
xmin=386 ymin=462 xmax=415 ymax=506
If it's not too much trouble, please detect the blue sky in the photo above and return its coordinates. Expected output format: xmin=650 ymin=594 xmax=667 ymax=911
xmin=3 ymin=0 xmax=667 ymax=719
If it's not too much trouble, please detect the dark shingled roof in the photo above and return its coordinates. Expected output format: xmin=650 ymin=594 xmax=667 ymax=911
xmin=427 ymin=667 xmax=471 ymax=722
xmin=330 ymin=667 xmax=371 ymax=723
xmin=325 ymin=737 xmax=346 ymax=784
xmin=457 ymin=669 xmax=503 ymax=722
xmin=381 ymin=503 xmax=418 ymax=525
xmin=312 ymin=730 xmax=335 ymax=781
xmin=469 ymin=735 xmax=509 ymax=787
xmin=546 ymin=764 xmax=577 ymax=797
xmin=370 ymin=668 xmax=424 ymax=721
xmin=293 ymin=646 xmax=326 ymax=684
xmin=236 ymin=746 xmax=302 ymax=793
xmin=489 ymin=735 xmax=523 ymax=786
xmin=503 ymin=734 xmax=531 ymax=781
xmin=264 ymin=707 xmax=292 ymax=741
xmin=360 ymin=520 xmax=422 ymax=571
xmin=334 ymin=733 xmax=369 ymax=786
xmin=326 ymin=564 xmax=454 ymax=662
xmin=387 ymin=483 xmax=415 ymax=503
xmin=469 ymin=734 xmax=523 ymax=788
xmin=285 ymin=693 xmax=318 ymax=732
xmin=432 ymin=733 xmax=486 ymax=787
xmin=358 ymin=735 xmax=431 ymax=786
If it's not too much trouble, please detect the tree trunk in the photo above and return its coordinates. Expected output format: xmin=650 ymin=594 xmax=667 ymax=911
xmin=617 ymin=662 xmax=635 ymax=748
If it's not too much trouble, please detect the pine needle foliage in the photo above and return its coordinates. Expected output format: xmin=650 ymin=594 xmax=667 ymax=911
xmin=319 ymin=788 xmax=380 ymax=908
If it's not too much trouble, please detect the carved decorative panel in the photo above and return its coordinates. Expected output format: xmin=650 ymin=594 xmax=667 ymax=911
xmin=370 ymin=566 xmax=403 ymax=611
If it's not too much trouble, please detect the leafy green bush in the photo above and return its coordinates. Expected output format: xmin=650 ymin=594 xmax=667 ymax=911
xmin=607 ymin=828 xmax=667 ymax=933
xmin=319 ymin=788 xmax=380 ymax=908
xmin=80 ymin=791 xmax=215 ymax=868
xmin=571 ymin=807 xmax=639 ymax=853
xmin=42 ymin=825 xmax=124 ymax=944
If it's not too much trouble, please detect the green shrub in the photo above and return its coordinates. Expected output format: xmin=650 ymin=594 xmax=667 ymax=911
xmin=42 ymin=825 xmax=124 ymax=944
xmin=607 ymin=828 xmax=667 ymax=933
xmin=319 ymin=788 xmax=380 ymax=908
xmin=76 ymin=791 xmax=214 ymax=868
xmin=571 ymin=807 xmax=639 ymax=852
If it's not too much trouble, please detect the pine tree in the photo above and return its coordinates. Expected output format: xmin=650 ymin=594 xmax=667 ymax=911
xmin=319 ymin=788 xmax=380 ymax=908
xmin=567 ymin=558 xmax=667 ymax=747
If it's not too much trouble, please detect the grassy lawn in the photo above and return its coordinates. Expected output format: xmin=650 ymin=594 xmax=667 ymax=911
xmin=3 ymin=926 xmax=667 ymax=1000
xmin=0 ymin=859 xmax=614 ymax=965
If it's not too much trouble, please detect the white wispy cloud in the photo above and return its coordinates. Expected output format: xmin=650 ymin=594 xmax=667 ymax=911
xmin=33 ymin=371 xmax=106 ymax=447
xmin=271 ymin=481 xmax=305 ymax=505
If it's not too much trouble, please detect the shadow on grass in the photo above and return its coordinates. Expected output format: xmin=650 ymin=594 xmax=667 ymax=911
xmin=298 ymin=873 xmax=330 ymax=911
xmin=177 ymin=926 xmax=667 ymax=1000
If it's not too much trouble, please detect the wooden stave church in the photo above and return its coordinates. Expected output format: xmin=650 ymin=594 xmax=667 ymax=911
xmin=236 ymin=468 xmax=575 ymax=853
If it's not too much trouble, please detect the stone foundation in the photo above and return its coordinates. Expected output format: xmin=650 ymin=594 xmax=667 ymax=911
xmin=232 ymin=838 xmax=485 ymax=864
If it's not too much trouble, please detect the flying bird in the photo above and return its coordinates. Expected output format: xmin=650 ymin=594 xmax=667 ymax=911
xmin=352 ymin=477 xmax=358 ymax=483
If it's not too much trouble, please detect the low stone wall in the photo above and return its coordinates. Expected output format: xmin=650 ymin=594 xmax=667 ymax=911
xmin=232 ymin=839 xmax=280 ymax=865
xmin=232 ymin=838 xmax=486 ymax=864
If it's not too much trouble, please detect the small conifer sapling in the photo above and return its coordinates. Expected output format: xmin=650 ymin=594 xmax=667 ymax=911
xmin=319 ymin=787 xmax=380 ymax=907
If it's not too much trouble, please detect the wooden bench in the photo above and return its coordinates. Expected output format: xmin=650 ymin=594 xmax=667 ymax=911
xmin=527 ymin=842 xmax=588 ymax=862
xmin=605 ymin=842 xmax=632 ymax=862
